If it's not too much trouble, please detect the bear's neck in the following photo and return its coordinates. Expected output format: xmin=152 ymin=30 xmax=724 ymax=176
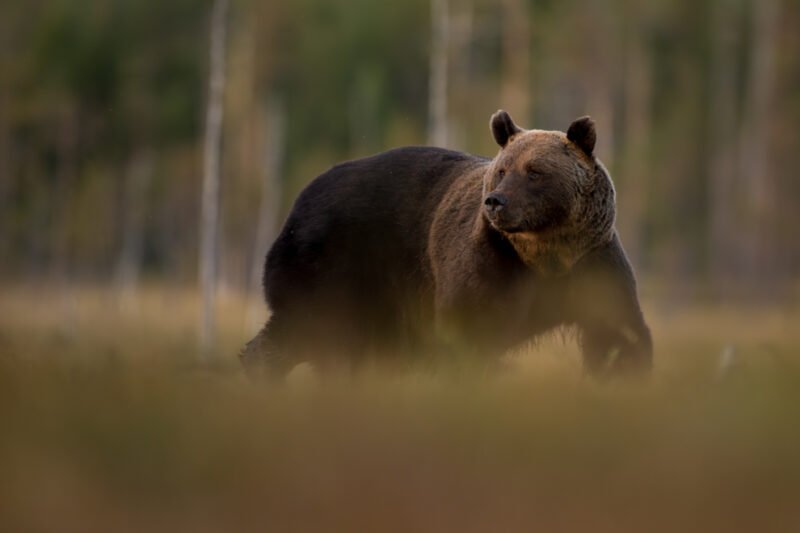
xmin=503 ymin=231 xmax=580 ymax=277
xmin=473 ymin=214 xmax=576 ymax=277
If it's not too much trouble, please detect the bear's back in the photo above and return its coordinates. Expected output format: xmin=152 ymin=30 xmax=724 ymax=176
xmin=263 ymin=146 xmax=489 ymax=313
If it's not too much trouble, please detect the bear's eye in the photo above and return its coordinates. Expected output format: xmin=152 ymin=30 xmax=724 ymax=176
xmin=498 ymin=169 xmax=506 ymax=179
xmin=528 ymin=169 xmax=543 ymax=180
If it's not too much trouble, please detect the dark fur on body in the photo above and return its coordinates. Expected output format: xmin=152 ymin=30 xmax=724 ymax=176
xmin=242 ymin=111 xmax=652 ymax=377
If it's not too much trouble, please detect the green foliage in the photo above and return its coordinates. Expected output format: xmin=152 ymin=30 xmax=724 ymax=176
xmin=0 ymin=0 xmax=797 ymax=293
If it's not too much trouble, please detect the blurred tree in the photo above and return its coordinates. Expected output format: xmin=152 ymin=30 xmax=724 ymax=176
xmin=199 ymin=0 xmax=229 ymax=354
xmin=115 ymin=149 xmax=154 ymax=308
xmin=584 ymin=0 xmax=618 ymax=165
xmin=738 ymin=0 xmax=781 ymax=290
xmin=429 ymin=0 xmax=450 ymax=147
xmin=707 ymin=0 xmax=743 ymax=289
xmin=0 ymin=0 xmax=797 ymax=303
xmin=247 ymin=97 xmax=286 ymax=333
xmin=617 ymin=0 xmax=655 ymax=267
xmin=500 ymin=0 xmax=531 ymax=123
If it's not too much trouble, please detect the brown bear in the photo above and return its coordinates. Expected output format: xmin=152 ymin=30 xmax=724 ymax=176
xmin=241 ymin=110 xmax=652 ymax=377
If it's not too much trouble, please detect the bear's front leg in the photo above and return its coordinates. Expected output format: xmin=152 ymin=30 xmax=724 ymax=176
xmin=579 ymin=319 xmax=652 ymax=376
xmin=570 ymin=233 xmax=652 ymax=376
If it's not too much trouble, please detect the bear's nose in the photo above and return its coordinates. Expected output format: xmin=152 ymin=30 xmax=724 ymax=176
xmin=484 ymin=192 xmax=508 ymax=213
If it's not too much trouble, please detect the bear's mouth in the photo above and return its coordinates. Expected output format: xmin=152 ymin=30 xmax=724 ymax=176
xmin=488 ymin=218 xmax=526 ymax=234
xmin=499 ymin=224 xmax=525 ymax=233
xmin=494 ymin=213 xmax=563 ymax=235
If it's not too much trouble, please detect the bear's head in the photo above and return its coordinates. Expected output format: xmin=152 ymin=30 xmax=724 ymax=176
xmin=482 ymin=110 xmax=616 ymax=275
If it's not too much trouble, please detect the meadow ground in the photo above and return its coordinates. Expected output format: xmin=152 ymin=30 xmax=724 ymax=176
xmin=1 ymin=283 xmax=799 ymax=532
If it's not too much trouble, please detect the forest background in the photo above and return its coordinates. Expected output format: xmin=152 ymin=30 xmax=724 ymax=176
xmin=1 ymin=0 xmax=798 ymax=310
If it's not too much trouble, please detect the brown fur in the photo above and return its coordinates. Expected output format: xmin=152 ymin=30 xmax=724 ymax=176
xmin=480 ymin=126 xmax=615 ymax=276
xmin=242 ymin=110 xmax=651 ymax=378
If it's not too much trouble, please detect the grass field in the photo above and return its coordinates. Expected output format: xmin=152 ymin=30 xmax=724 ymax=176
xmin=1 ymin=283 xmax=799 ymax=532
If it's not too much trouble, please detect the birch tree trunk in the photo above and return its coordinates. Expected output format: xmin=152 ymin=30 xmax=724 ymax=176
xmin=0 ymin=89 xmax=9 ymax=267
xmin=707 ymin=0 xmax=740 ymax=287
xmin=617 ymin=10 xmax=652 ymax=267
xmin=428 ymin=0 xmax=449 ymax=147
xmin=199 ymin=0 xmax=229 ymax=356
xmin=738 ymin=0 xmax=780 ymax=287
xmin=246 ymin=97 xmax=285 ymax=334
xmin=115 ymin=149 xmax=154 ymax=311
xmin=584 ymin=3 xmax=616 ymax=164
xmin=500 ymin=0 xmax=531 ymax=123
xmin=52 ymin=105 xmax=79 ymax=336
xmin=448 ymin=0 xmax=473 ymax=149
xmin=51 ymin=105 xmax=78 ymax=284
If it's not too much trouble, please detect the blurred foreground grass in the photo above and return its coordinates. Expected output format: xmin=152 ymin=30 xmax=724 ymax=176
xmin=1 ymin=284 xmax=799 ymax=532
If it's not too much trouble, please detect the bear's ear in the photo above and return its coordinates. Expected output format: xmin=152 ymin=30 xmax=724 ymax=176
xmin=567 ymin=116 xmax=596 ymax=157
xmin=491 ymin=110 xmax=523 ymax=148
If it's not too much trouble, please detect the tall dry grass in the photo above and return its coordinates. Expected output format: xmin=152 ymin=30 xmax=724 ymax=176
xmin=1 ymin=283 xmax=799 ymax=532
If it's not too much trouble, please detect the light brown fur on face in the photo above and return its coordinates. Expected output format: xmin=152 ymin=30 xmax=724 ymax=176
xmin=483 ymin=121 xmax=616 ymax=276
xmin=505 ymin=230 xmax=580 ymax=276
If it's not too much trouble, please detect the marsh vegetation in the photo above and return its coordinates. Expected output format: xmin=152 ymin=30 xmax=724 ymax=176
xmin=2 ymin=285 xmax=799 ymax=532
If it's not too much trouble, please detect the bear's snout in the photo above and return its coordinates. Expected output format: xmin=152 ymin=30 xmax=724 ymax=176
xmin=484 ymin=192 xmax=508 ymax=214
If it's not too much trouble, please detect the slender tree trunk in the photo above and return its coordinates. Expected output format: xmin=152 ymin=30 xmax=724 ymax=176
xmin=738 ymin=0 xmax=780 ymax=289
xmin=51 ymin=105 xmax=78 ymax=283
xmin=428 ymin=0 xmax=449 ymax=147
xmin=0 ymin=88 xmax=10 ymax=271
xmin=617 ymin=11 xmax=652 ymax=268
xmin=584 ymin=4 xmax=616 ymax=165
xmin=246 ymin=97 xmax=285 ymax=333
xmin=199 ymin=0 xmax=229 ymax=356
xmin=500 ymin=0 xmax=531 ymax=123
xmin=51 ymin=105 xmax=79 ymax=336
xmin=708 ymin=0 xmax=740 ymax=289
xmin=116 ymin=148 xmax=154 ymax=311
xmin=448 ymin=0 xmax=473 ymax=148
